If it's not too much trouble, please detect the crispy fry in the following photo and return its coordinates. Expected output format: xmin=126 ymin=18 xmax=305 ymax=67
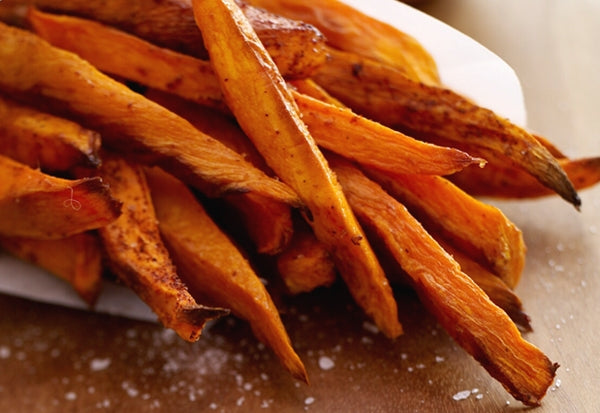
xmin=289 ymin=78 xmax=345 ymax=107
xmin=436 ymin=239 xmax=532 ymax=332
xmin=14 ymin=0 xmax=327 ymax=78
xmin=193 ymin=0 xmax=402 ymax=338
xmin=329 ymin=154 xmax=557 ymax=406
xmin=96 ymin=155 xmax=227 ymax=342
xmin=450 ymin=156 xmax=600 ymax=199
xmin=367 ymin=169 xmax=525 ymax=289
xmin=0 ymin=93 xmax=101 ymax=171
xmin=249 ymin=0 xmax=440 ymax=85
xmin=276 ymin=219 xmax=337 ymax=294
xmin=0 ymin=232 xmax=103 ymax=306
xmin=145 ymin=166 xmax=307 ymax=381
xmin=0 ymin=154 xmax=121 ymax=239
xmin=312 ymin=47 xmax=581 ymax=208
xmin=29 ymin=11 xmax=481 ymax=179
xmin=0 ymin=22 xmax=299 ymax=205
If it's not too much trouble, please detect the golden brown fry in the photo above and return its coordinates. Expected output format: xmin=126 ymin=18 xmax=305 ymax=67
xmin=193 ymin=0 xmax=401 ymax=338
xmin=436 ymin=239 xmax=532 ymax=332
xmin=450 ymin=156 xmax=600 ymax=199
xmin=146 ymin=90 xmax=294 ymax=255
xmin=313 ymin=47 xmax=581 ymax=208
xmin=96 ymin=155 xmax=227 ymax=342
xmin=0 ymin=22 xmax=298 ymax=205
xmin=16 ymin=0 xmax=327 ymax=78
xmin=0 ymin=232 xmax=103 ymax=306
xmin=145 ymin=166 xmax=307 ymax=382
xmin=329 ymin=154 xmax=557 ymax=406
xmin=276 ymin=219 xmax=337 ymax=295
xmin=0 ymin=154 xmax=121 ymax=239
xmin=367 ymin=169 xmax=525 ymax=289
xmin=249 ymin=0 xmax=440 ymax=85
xmin=0 ymin=93 xmax=101 ymax=171
xmin=29 ymin=12 xmax=479 ymax=179
xmin=289 ymin=78 xmax=345 ymax=107
xmin=293 ymin=91 xmax=485 ymax=176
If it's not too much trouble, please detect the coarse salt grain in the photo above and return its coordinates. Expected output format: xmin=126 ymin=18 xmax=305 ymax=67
xmin=90 ymin=357 xmax=111 ymax=371
xmin=304 ymin=396 xmax=315 ymax=405
xmin=452 ymin=390 xmax=472 ymax=401
xmin=318 ymin=356 xmax=335 ymax=370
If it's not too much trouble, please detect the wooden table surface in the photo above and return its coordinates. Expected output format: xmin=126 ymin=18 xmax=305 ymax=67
xmin=1 ymin=0 xmax=599 ymax=412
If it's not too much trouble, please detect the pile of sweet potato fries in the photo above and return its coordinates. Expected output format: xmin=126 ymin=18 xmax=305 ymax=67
xmin=1 ymin=0 xmax=599 ymax=406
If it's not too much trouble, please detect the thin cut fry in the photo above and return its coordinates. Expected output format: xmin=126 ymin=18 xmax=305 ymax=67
xmin=367 ymin=169 xmax=525 ymax=289
xmin=0 ymin=94 xmax=101 ymax=171
xmin=329 ymin=154 xmax=557 ymax=406
xmin=0 ymin=22 xmax=299 ymax=205
xmin=0 ymin=232 xmax=103 ymax=306
xmin=96 ymin=155 xmax=228 ymax=342
xmin=450 ymin=156 xmax=600 ymax=199
xmin=145 ymin=166 xmax=307 ymax=382
xmin=193 ymin=0 xmax=402 ymax=338
xmin=249 ymin=0 xmax=440 ymax=85
xmin=312 ymin=47 xmax=581 ymax=208
xmin=0 ymin=154 xmax=121 ymax=239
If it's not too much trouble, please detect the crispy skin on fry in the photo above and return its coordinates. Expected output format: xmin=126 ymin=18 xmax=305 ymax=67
xmin=193 ymin=0 xmax=402 ymax=338
xmin=0 ymin=22 xmax=298 ymax=205
xmin=367 ymin=170 xmax=525 ymax=289
xmin=276 ymin=219 xmax=337 ymax=295
xmin=0 ymin=154 xmax=121 ymax=239
xmin=16 ymin=0 xmax=327 ymax=78
xmin=293 ymin=91 xmax=485 ymax=176
xmin=436 ymin=239 xmax=532 ymax=332
xmin=29 ymin=12 xmax=479 ymax=180
xmin=0 ymin=232 xmax=103 ymax=306
xmin=313 ymin=48 xmax=581 ymax=208
xmin=145 ymin=166 xmax=307 ymax=382
xmin=96 ymin=155 xmax=227 ymax=342
xmin=249 ymin=0 xmax=440 ymax=85
xmin=329 ymin=154 xmax=557 ymax=406
xmin=0 ymin=94 xmax=101 ymax=171
xmin=450 ymin=156 xmax=600 ymax=199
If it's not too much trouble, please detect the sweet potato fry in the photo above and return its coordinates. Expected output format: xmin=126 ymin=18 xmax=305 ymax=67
xmin=249 ymin=0 xmax=440 ymax=85
xmin=145 ymin=166 xmax=307 ymax=381
xmin=450 ymin=156 xmax=600 ymax=199
xmin=29 ymin=11 xmax=481 ymax=179
xmin=0 ymin=93 xmax=101 ymax=171
xmin=96 ymin=155 xmax=227 ymax=342
xmin=276 ymin=219 xmax=337 ymax=295
xmin=0 ymin=22 xmax=298 ymax=205
xmin=13 ymin=0 xmax=327 ymax=78
xmin=146 ymin=90 xmax=294 ymax=254
xmin=367 ymin=169 xmax=525 ymax=289
xmin=193 ymin=0 xmax=401 ymax=338
xmin=0 ymin=154 xmax=121 ymax=239
xmin=435 ymin=239 xmax=532 ymax=332
xmin=312 ymin=47 xmax=581 ymax=208
xmin=0 ymin=232 xmax=103 ymax=306
xmin=329 ymin=154 xmax=557 ymax=406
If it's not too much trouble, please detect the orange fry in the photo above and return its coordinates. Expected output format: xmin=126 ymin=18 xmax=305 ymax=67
xmin=0 ymin=154 xmax=121 ymax=239
xmin=193 ymin=0 xmax=401 ymax=338
xmin=450 ymin=156 xmax=600 ymax=199
xmin=0 ymin=232 xmax=103 ymax=306
xmin=96 ymin=155 xmax=227 ymax=342
xmin=249 ymin=0 xmax=440 ymax=85
xmin=145 ymin=166 xmax=307 ymax=381
xmin=0 ymin=94 xmax=101 ymax=171
xmin=0 ymin=21 xmax=299 ymax=205
xmin=312 ymin=47 xmax=581 ymax=208
xmin=329 ymin=154 xmax=557 ymax=406
xmin=367 ymin=169 xmax=525 ymax=289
